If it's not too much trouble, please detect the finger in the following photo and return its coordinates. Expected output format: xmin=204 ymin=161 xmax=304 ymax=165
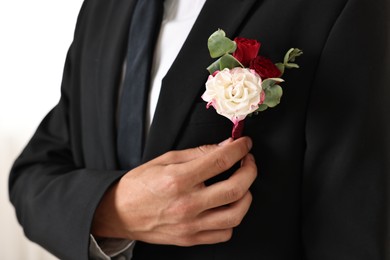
xmin=179 ymin=229 xmax=234 ymax=246
xmin=148 ymin=138 xmax=233 ymax=166
xmin=177 ymin=137 xmax=253 ymax=186
xmin=130 ymin=193 xmax=252 ymax=246
xmin=197 ymin=153 xmax=257 ymax=210
xmin=130 ymin=226 xmax=233 ymax=247
xmin=196 ymin=191 xmax=253 ymax=232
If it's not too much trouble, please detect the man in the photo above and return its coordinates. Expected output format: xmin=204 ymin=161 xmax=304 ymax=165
xmin=9 ymin=0 xmax=390 ymax=259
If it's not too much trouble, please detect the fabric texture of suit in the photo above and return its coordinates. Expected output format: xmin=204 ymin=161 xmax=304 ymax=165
xmin=9 ymin=0 xmax=390 ymax=259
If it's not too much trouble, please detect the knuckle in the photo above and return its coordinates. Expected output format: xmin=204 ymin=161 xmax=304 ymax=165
xmin=215 ymin=153 xmax=231 ymax=171
xmin=225 ymin=185 xmax=244 ymax=202
xmin=169 ymin=199 xmax=197 ymax=221
xmin=226 ymin=214 xmax=242 ymax=228
xmin=175 ymin=223 xmax=198 ymax=237
xmin=177 ymin=236 xmax=197 ymax=247
xmin=164 ymin=150 xmax=179 ymax=161
xmin=160 ymin=170 xmax=181 ymax=195
xmin=197 ymin=145 xmax=212 ymax=155
xmin=175 ymin=203 xmax=192 ymax=218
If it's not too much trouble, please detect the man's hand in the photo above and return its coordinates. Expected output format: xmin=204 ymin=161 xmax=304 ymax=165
xmin=92 ymin=137 xmax=257 ymax=246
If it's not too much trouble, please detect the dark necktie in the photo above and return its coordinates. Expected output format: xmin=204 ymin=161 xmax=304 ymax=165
xmin=117 ymin=0 xmax=164 ymax=169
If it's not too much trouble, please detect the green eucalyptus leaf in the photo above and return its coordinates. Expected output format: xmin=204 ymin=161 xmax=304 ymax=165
xmin=275 ymin=63 xmax=285 ymax=76
xmin=281 ymin=48 xmax=303 ymax=73
xmin=262 ymin=78 xmax=284 ymax=91
xmin=283 ymin=48 xmax=294 ymax=64
xmin=219 ymin=54 xmax=242 ymax=70
xmin=261 ymin=78 xmax=273 ymax=91
xmin=263 ymin=84 xmax=283 ymax=108
xmin=207 ymin=59 xmax=221 ymax=74
xmin=288 ymin=48 xmax=303 ymax=62
xmin=208 ymin=29 xmax=237 ymax=58
xmin=285 ymin=63 xmax=300 ymax=69
xmin=284 ymin=48 xmax=303 ymax=64
xmin=256 ymin=104 xmax=269 ymax=112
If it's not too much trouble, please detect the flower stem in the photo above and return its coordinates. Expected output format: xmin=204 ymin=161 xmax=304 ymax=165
xmin=232 ymin=120 xmax=245 ymax=139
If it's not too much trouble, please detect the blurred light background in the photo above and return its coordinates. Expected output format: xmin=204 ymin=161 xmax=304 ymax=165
xmin=0 ymin=1 xmax=83 ymax=259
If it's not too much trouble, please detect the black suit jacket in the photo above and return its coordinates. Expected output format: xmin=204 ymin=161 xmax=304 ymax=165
xmin=9 ymin=0 xmax=390 ymax=259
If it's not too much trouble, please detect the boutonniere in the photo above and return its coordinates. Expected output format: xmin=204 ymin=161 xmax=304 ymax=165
xmin=201 ymin=29 xmax=303 ymax=139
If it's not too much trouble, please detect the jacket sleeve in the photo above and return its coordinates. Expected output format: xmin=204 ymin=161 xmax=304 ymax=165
xmin=8 ymin=1 xmax=126 ymax=259
xmin=302 ymin=0 xmax=390 ymax=258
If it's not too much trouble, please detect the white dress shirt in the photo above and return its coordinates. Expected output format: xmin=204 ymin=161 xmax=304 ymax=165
xmin=90 ymin=0 xmax=206 ymax=259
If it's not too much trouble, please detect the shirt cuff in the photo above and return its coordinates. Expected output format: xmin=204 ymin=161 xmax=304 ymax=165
xmin=89 ymin=235 xmax=135 ymax=259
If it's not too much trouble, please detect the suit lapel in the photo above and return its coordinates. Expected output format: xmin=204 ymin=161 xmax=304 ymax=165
xmin=93 ymin=0 xmax=136 ymax=168
xmin=143 ymin=0 xmax=259 ymax=161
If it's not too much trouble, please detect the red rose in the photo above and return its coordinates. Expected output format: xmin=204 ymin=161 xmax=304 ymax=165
xmin=249 ymin=56 xmax=281 ymax=79
xmin=233 ymin=37 xmax=261 ymax=67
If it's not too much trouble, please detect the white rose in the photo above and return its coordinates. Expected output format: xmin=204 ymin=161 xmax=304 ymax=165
xmin=202 ymin=67 xmax=262 ymax=124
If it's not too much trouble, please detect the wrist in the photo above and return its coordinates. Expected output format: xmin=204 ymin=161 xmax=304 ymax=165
xmin=91 ymin=180 xmax=127 ymax=239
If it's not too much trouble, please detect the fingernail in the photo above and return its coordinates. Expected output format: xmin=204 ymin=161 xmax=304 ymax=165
xmin=246 ymin=138 xmax=253 ymax=150
xmin=218 ymin=138 xmax=233 ymax=146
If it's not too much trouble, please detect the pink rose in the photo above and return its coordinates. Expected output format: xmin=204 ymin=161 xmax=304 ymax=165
xmin=233 ymin=37 xmax=261 ymax=67
xmin=249 ymin=56 xmax=281 ymax=79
